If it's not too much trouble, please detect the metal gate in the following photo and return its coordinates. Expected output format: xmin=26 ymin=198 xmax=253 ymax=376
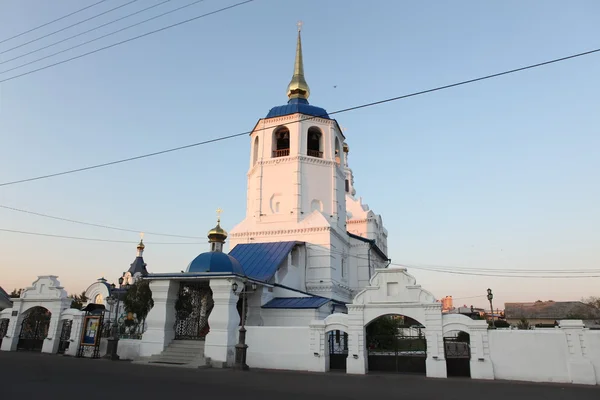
xmin=174 ymin=282 xmax=213 ymax=340
xmin=444 ymin=336 xmax=471 ymax=377
xmin=57 ymin=320 xmax=73 ymax=354
xmin=328 ymin=330 xmax=348 ymax=371
xmin=17 ymin=308 xmax=51 ymax=352
xmin=0 ymin=319 xmax=9 ymax=349
xmin=367 ymin=335 xmax=427 ymax=374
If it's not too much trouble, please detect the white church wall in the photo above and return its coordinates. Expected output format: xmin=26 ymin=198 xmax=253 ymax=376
xmin=488 ymin=329 xmax=570 ymax=383
xmin=245 ymin=326 xmax=323 ymax=372
xmin=584 ymin=331 xmax=600 ymax=383
xmin=261 ymin=308 xmax=319 ymax=326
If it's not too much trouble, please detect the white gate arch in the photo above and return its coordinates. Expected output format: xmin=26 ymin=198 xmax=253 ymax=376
xmin=343 ymin=267 xmax=447 ymax=378
xmin=442 ymin=313 xmax=494 ymax=379
xmin=0 ymin=276 xmax=73 ymax=353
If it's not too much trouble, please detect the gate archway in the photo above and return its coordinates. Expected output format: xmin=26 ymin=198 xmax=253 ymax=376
xmin=366 ymin=314 xmax=427 ymax=374
xmin=174 ymin=281 xmax=213 ymax=340
xmin=0 ymin=318 xmax=9 ymax=348
xmin=328 ymin=329 xmax=348 ymax=371
xmin=443 ymin=330 xmax=471 ymax=377
xmin=17 ymin=306 xmax=51 ymax=352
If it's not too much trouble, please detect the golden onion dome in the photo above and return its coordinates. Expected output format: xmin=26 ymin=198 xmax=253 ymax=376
xmin=287 ymin=25 xmax=310 ymax=100
xmin=208 ymin=209 xmax=227 ymax=242
xmin=137 ymin=239 xmax=145 ymax=251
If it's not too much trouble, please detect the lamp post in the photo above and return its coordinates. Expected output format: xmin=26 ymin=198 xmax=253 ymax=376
xmin=105 ymin=276 xmax=130 ymax=361
xmin=232 ymin=279 xmax=257 ymax=371
xmin=487 ymin=288 xmax=495 ymax=329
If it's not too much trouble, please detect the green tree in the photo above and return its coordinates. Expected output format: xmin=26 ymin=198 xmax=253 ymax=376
xmin=517 ymin=318 xmax=530 ymax=330
xmin=583 ymin=296 xmax=600 ymax=309
xmin=69 ymin=291 xmax=88 ymax=310
xmin=123 ymin=281 xmax=154 ymax=322
xmin=9 ymin=288 xmax=23 ymax=298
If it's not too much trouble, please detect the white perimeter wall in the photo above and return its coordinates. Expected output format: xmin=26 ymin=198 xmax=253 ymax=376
xmin=584 ymin=331 xmax=600 ymax=383
xmin=245 ymin=326 xmax=322 ymax=371
xmin=488 ymin=329 xmax=570 ymax=383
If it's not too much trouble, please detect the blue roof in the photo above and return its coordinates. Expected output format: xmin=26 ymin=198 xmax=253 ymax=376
xmin=262 ymin=297 xmax=330 ymax=309
xmin=228 ymin=241 xmax=298 ymax=281
xmin=128 ymin=256 xmax=148 ymax=276
xmin=187 ymin=251 xmax=244 ymax=275
xmin=266 ymin=98 xmax=330 ymax=119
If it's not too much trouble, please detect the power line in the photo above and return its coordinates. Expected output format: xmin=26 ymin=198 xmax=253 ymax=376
xmin=0 ymin=227 xmax=200 ymax=245
xmin=0 ymin=0 xmax=141 ymax=55
xmin=1 ymin=45 xmax=598 ymax=187
xmin=0 ymin=204 xmax=204 ymax=239
xmin=0 ymin=0 xmax=253 ymax=84
xmin=0 ymin=0 xmax=109 ymax=45
xmin=307 ymin=245 xmax=600 ymax=279
xmin=0 ymin=0 xmax=175 ymax=66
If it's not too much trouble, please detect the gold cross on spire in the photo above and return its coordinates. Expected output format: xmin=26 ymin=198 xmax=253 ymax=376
xmin=140 ymin=232 xmax=144 ymax=240
xmin=297 ymin=20 xmax=303 ymax=32
xmin=216 ymin=207 xmax=223 ymax=223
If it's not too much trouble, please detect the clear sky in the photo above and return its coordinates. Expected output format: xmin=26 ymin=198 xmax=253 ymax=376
xmin=0 ymin=0 xmax=598 ymax=309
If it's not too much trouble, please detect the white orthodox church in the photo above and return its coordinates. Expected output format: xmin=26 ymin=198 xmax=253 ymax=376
xmin=4 ymin=27 xmax=598 ymax=386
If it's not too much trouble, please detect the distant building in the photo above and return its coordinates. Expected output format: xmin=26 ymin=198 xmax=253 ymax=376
xmin=505 ymin=301 xmax=600 ymax=328
xmin=0 ymin=287 xmax=12 ymax=311
xmin=441 ymin=296 xmax=453 ymax=311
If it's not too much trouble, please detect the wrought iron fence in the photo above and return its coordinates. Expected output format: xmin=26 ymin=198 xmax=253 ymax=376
xmin=100 ymin=316 xmax=146 ymax=339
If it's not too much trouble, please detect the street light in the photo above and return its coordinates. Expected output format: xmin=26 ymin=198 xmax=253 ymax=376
xmin=105 ymin=276 xmax=130 ymax=361
xmin=487 ymin=288 xmax=495 ymax=329
xmin=232 ymin=279 xmax=257 ymax=371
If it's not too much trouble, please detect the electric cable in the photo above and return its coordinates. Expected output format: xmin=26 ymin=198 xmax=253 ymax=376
xmin=0 ymin=0 xmax=174 ymax=66
xmin=0 ymin=0 xmax=141 ymax=55
xmin=0 ymin=203 xmax=204 ymax=239
xmin=0 ymin=0 xmax=109 ymax=45
xmin=0 ymin=0 xmax=253 ymax=84
xmin=1 ymin=45 xmax=597 ymax=187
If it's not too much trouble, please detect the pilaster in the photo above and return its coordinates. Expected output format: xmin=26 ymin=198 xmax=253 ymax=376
xmin=560 ymin=320 xmax=597 ymax=385
xmin=139 ymin=280 xmax=178 ymax=357
xmin=346 ymin=304 xmax=367 ymax=374
xmin=204 ymin=278 xmax=241 ymax=367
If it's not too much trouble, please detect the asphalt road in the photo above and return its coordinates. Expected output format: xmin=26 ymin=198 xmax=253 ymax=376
xmin=0 ymin=351 xmax=598 ymax=400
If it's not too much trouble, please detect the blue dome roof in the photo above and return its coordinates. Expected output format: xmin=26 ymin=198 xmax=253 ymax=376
xmin=266 ymin=98 xmax=330 ymax=119
xmin=186 ymin=251 xmax=244 ymax=275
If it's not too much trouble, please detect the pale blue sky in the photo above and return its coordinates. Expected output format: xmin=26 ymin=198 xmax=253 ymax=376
xmin=0 ymin=0 xmax=598 ymax=308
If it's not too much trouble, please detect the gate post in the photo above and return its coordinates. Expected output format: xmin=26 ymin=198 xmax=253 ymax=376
xmin=424 ymin=306 xmax=447 ymax=378
xmin=204 ymin=278 xmax=241 ymax=367
xmin=0 ymin=312 xmax=22 ymax=352
xmin=42 ymin=303 xmax=69 ymax=354
xmin=346 ymin=304 xmax=367 ymax=375
xmin=65 ymin=311 xmax=85 ymax=356
xmin=139 ymin=280 xmax=179 ymax=357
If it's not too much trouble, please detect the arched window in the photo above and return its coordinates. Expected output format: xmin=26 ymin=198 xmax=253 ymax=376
xmin=94 ymin=294 xmax=103 ymax=304
xmin=273 ymin=127 xmax=290 ymax=158
xmin=307 ymin=127 xmax=322 ymax=158
xmin=335 ymin=137 xmax=341 ymax=165
xmin=253 ymin=136 xmax=259 ymax=165
xmin=345 ymin=179 xmax=350 ymax=193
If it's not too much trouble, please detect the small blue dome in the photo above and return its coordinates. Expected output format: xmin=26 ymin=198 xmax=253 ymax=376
xmin=186 ymin=251 xmax=244 ymax=275
xmin=266 ymin=98 xmax=330 ymax=119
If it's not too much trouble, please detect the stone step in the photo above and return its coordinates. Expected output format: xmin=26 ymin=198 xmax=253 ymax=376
xmin=162 ymin=347 xmax=202 ymax=355
xmin=169 ymin=340 xmax=205 ymax=348
xmin=150 ymin=356 xmax=198 ymax=363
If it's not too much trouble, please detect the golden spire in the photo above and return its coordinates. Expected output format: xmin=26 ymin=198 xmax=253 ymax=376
xmin=208 ymin=208 xmax=227 ymax=243
xmin=287 ymin=21 xmax=310 ymax=101
xmin=137 ymin=232 xmax=145 ymax=256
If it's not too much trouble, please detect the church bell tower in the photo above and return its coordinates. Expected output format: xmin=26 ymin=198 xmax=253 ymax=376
xmin=232 ymin=24 xmax=347 ymax=236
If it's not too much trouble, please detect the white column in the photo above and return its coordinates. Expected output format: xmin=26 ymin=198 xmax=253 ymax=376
xmin=204 ymin=278 xmax=240 ymax=368
xmin=424 ymin=307 xmax=447 ymax=378
xmin=0 ymin=311 xmax=21 ymax=352
xmin=308 ymin=321 xmax=327 ymax=372
xmin=469 ymin=327 xmax=495 ymax=380
xmin=560 ymin=320 xmax=597 ymax=385
xmin=139 ymin=280 xmax=178 ymax=357
xmin=42 ymin=304 xmax=66 ymax=354
xmin=66 ymin=313 xmax=84 ymax=356
xmin=346 ymin=305 xmax=367 ymax=374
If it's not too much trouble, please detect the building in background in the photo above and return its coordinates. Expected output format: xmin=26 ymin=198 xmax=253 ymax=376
xmin=505 ymin=301 xmax=600 ymax=328
xmin=0 ymin=287 xmax=12 ymax=311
